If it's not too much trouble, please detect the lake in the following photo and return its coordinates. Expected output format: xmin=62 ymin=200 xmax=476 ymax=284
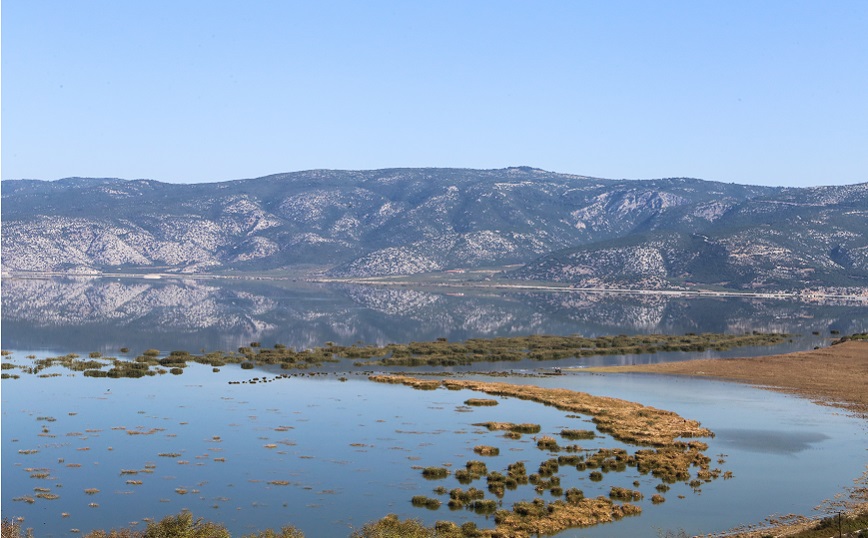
xmin=2 ymin=277 xmax=867 ymax=537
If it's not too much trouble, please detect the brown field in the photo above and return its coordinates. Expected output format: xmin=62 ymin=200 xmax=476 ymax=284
xmin=581 ymin=340 xmax=868 ymax=417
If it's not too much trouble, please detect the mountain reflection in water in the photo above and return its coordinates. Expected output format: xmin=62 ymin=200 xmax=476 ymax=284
xmin=2 ymin=276 xmax=866 ymax=356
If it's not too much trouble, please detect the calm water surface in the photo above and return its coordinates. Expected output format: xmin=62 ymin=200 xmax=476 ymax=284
xmin=2 ymin=277 xmax=866 ymax=537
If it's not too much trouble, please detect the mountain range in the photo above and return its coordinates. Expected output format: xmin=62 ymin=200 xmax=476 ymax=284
xmin=3 ymin=167 xmax=867 ymax=291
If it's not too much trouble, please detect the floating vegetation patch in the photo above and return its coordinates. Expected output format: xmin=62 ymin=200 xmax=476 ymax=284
xmin=474 ymin=422 xmax=541 ymax=435
xmin=455 ymin=460 xmax=488 ymax=484
xmin=473 ymin=445 xmax=500 ymax=456
xmin=421 ymin=467 xmax=449 ymax=479
xmin=465 ymin=398 xmax=498 ymax=406
xmin=125 ymin=427 xmax=165 ymax=436
xmin=536 ymin=436 xmax=561 ymax=452
xmin=560 ymin=428 xmax=596 ymax=440
xmin=609 ymin=486 xmax=643 ymax=501
xmin=411 ymin=495 xmax=442 ymax=509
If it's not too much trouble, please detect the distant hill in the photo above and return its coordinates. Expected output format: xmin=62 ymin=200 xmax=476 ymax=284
xmin=3 ymin=168 xmax=867 ymax=291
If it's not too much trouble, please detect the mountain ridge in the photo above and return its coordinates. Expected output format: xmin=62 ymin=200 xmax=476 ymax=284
xmin=3 ymin=167 xmax=867 ymax=292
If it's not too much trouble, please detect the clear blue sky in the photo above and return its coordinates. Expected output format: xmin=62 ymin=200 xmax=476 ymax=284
xmin=3 ymin=1 xmax=867 ymax=186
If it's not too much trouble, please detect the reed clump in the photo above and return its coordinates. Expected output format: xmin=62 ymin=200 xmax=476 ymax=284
xmin=609 ymin=486 xmax=643 ymax=501
xmin=560 ymin=429 xmax=595 ymax=440
xmin=494 ymin=496 xmax=641 ymax=536
xmin=536 ymin=436 xmax=561 ymax=452
xmin=447 ymin=487 xmax=485 ymax=509
xmin=454 ymin=460 xmax=487 ymax=483
xmin=473 ymin=445 xmax=499 ymax=457
xmin=421 ymin=467 xmax=449 ymax=479
xmin=411 ymin=495 xmax=441 ymax=510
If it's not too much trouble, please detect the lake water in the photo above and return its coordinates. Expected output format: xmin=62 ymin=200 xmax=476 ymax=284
xmin=2 ymin=277 xmax=867 ymax=537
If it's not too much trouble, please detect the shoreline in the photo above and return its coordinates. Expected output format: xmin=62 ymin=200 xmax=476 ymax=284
xmin=576 ymin=339 xmax=868 ymax=537
xmin=575 ymin=339 xmax=868 ymax=417
xmin=3 ymin=271 xmax=867 ymax=303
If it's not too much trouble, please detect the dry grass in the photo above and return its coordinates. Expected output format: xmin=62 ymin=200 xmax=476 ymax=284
xmin=581 ymin=340 xmax=868 ymax=417
xmin=493 ymin=496 xmax=641 ymax=536
xmin=369 ymin=373 xmax=717 ymax=534
xmin=370 ymin=375 xmax=712 ymax=446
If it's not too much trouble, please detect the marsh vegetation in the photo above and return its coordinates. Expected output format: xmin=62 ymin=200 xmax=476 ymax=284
xmin=0 ymin=332 xmax=787 ymax=379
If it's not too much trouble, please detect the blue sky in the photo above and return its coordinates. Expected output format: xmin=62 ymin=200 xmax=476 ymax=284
xmin=2 ymin=1 xmax=867 ymax=186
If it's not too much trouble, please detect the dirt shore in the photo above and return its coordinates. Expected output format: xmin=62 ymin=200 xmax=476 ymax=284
xmin=581 ymin=339 xmax=868 ymax=537
xmin=581 ymin=339 xmax=868 ymax=417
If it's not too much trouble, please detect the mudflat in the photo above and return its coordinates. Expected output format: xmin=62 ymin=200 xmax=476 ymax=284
xmin=581 ymin=340 xmax=868 ymax=417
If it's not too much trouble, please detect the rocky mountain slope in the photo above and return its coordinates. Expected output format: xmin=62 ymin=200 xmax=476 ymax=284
xmin=3 ymin=167 xmax=867 ymax=290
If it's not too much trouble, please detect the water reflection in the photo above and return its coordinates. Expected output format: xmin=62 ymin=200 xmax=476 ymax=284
xmin=3 ymin=276 xmax=866 ymax=355
xmin=2 ymin=364 xmax=864 ymax=538
xmin=714 ymin=429 xmax=830 ymax=455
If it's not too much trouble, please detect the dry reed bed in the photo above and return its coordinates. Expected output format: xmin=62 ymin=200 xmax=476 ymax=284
xmin=581 ymin=340 xmax=868 ymax=417
xmin=369 ymin=375 xmax=712 ymax=446
xmin=491 ymin=496 xmax=642 ymax=536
